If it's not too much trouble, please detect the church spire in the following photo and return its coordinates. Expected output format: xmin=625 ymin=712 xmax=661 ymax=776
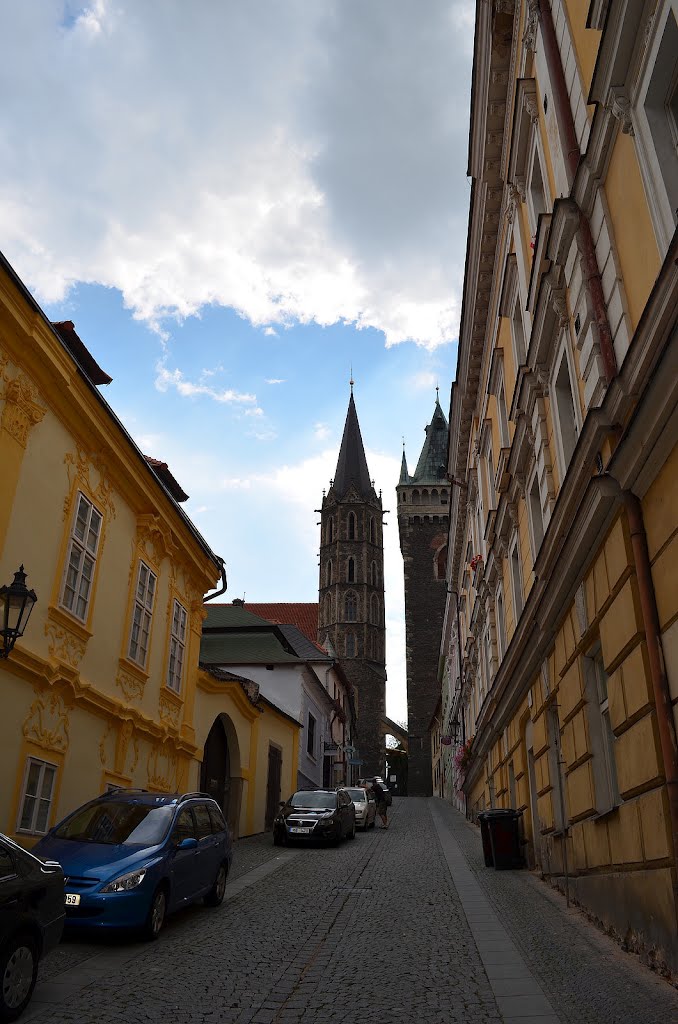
xmin=411 ymin=396 xmax=448 ymax=484
xmin=332 ymin=391 xmax=374 ymax=499
xmin=399 ymin=443 xmax=409 ymax=485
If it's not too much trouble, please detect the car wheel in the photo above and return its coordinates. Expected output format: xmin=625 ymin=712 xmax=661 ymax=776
xmin=143 ymin=886 xmax=167 ymax=941
xmin=0 ymin=934 xmax=38 ymax=1023
xmin=204 ymin=862 xmax=228 ymax=907
xmin=347 ymin=822 xmax=356 ymax=840
xmin=273 ymin=831 xmax=284 ymax=847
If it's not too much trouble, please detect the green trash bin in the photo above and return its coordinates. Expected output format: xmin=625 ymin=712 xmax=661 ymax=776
xmin=477 ymin=809 xmax=523 ymax=869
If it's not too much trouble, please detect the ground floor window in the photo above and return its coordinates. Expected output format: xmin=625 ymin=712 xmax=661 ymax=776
xmin=18 ymin=757 xmax=57 ymax=834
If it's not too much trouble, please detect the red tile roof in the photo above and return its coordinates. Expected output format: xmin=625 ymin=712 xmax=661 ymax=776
xmin=144 ymin=456 xmax=189 ymax=503
xmin=52 ymin=320 xmax=112 ymax=385
xmin=244 ymin=603 xmax=319 ymax=645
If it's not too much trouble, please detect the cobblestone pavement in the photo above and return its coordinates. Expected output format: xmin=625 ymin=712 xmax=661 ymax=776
xmin=22 ymin=799 xmax=678 ymax=1024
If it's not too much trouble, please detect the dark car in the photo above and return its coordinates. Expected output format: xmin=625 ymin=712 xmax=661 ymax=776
xmin=0 ymin=833 xmax=64 ymax=1022
xmin=33 ymin=790 xmax=232 ymax=940
xmin=273 ymin=789 xmax=356 ymax=845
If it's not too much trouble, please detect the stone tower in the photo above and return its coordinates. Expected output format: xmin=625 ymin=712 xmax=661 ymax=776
xmin=397 ymin=396 xmax=450 ymax=796
xmin=318 ymin=389 xmax=386 ymax=778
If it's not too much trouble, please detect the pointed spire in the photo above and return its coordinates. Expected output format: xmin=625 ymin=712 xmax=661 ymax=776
xmin=411 ymin=396 xmax=449 ymax=483
xmin=399 ymin=442 xmax=409 ymax=484
xmin=332 ymin=392 xmax=374 ymax=499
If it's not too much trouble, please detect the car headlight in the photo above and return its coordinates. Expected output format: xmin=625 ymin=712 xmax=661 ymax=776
xmin=101 ymin=868 xmax=147 ymax=893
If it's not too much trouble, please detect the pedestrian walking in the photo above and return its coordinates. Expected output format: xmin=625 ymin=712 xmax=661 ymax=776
xmin=371 ymin=777 xmax=389 ymax=828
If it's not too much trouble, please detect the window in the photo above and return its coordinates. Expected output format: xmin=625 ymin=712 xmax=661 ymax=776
xmin=327 ymin=518 xmax=334 ymax=544
xmin=346 ymin=633 xmax=356 ymax=658
xmin=511 ymin=297 xmax=527 ymax=365
xmin=171 ymin=808 xmax=195 ymax=844
xmin=435 ymin=545 xmax=447 ymax=580
xmin=370 ymin=594 xmax=379 ymax=625
xmin=552 ymin=345 xmax=579 ymax=475
xmin=324 ymin=593 xmax=333 ymax=624
xmin=168 ymin=599 xmax=187 ymax=693
xmin=584 ymin=645 xmax=620 ymax=814
xmin=347 ymin=557 xmax=355 ymax=583
xmin=345 ymin=592 xmax=357 ymax=622
xmin=510 ymin=537 xmax=523 ymax=623
xmin=546 ymin=705 xmax=567 ymax=832
xmin=496 ymin=586 xmax=507 ymax=660
xmin=129 ymin=561 xmax=157 ymax=667
xmin=307 ymin=712 xmax=317 ymax=757
xmin=370 ymin=560 xmax=378 ymax=586
xmin=634 ymin=2 xmax=678 ymax=254
xmin=193 ymin=804 xmax=213 ymax=839
xmin=18 ymin=758 xmax=57 ymax=834
xmin=348 ymin=512 xmax=356 ymax=540
xmin=60 ymin=492 xmax=102 ymax=621
xmin=528 ymin=473 xmax=545 ymax=558
xmin=369 ymin=517 xmax=375 ymax=543
xmin=526 ymin=135 xmax=548 ymax=234
xmin=326 ymin=561 xmax=333 ymax=587
xmin=497 ymin=378 xmax=510 ymax=448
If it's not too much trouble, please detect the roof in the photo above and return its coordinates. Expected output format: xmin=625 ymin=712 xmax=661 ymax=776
xmin=276 ymin=624 xmax=330 ymax=662
xmin=51 ymin=321 xmax=112 ymax=386
xmin=408 ymin=399 xmax=449 ymax=485
xmin=332 ymin=392 xmax=374 ymax=499
xmin=145 ymin=456 xmax=189 ymax=503
xmin=245 ymin=603 xmax=319 ymax=644
xmin=200 ymin=631 xmax=302 ymax=665
xmin=203 ymin=604 xmax=274 ymax=630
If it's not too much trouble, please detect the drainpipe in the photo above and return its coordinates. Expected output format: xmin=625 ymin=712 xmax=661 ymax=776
xmin=537 ymin=0 xmax=618 ymax=385
xmin=622 ymin=491 xmax=678 ymax=871
xmin=203 ymin=557 xmax=227 ymax=603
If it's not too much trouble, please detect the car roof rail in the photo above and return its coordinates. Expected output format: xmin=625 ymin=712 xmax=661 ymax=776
xmin=178 ymin=791 xmax=212 ymax=802
xmin=100 ymin=787 xmax=148 ymax=797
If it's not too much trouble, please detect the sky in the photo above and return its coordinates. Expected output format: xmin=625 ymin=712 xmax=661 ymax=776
xmin=1 ymin=0 xmax=474 ymax=724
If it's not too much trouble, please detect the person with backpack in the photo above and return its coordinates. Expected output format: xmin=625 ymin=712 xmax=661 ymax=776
xmin=371 ymin=777 xmax=390 ymax=829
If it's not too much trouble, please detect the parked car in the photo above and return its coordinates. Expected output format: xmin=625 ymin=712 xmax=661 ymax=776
xmin=344 ymin=787 xmax=376 ymax=831
xmin=0 ymin=833 xmax=64 ymax=1022
xmin=33 ymin=790 xmax=232 ymax=940
xmin=273 ymin=789 xmax=355 ymax=845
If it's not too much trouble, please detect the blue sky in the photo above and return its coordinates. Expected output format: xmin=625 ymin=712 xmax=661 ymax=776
xmin=3 ymin=0 xmax=474 ymax=721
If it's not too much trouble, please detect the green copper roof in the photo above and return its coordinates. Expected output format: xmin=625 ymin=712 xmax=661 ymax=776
xmin=408 ymin=399 xmax=449 ymax=484
xmin=203 ymin=604 xmax=273 ymax=629
xmin=200 ymin=631 xmax=302 ymax=665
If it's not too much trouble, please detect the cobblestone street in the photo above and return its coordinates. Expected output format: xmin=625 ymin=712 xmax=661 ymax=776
xmin=23 ymin=799 xmax=678 ymax=1024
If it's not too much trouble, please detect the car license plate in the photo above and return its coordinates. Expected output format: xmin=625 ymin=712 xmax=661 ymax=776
xmin=65 ymin=893 xmax=80 ymax=906
xmin=290 ymin=827 xmax=311 ymax=834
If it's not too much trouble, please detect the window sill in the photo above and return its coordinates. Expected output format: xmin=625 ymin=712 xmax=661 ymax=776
xmin=48 ymin=604 xmax=93 ymax=643
xmin=118 ymin=656 xmax=150 ymax=683
xmin=162 ymin=685 xmax=184 ymax=707
xmin=590 ymin=804 xmax=620 ymax=823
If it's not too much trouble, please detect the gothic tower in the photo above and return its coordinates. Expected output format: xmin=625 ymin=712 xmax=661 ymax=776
xmin=318 ymin=389 xmax=386 ymax=778
xmin=397 ymin=396 xmax=450 ymax=796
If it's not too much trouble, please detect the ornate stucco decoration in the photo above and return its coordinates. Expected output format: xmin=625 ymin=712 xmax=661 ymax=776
xmin=136 ymin=513 xmax=176 ymax=567
xmin=115 ymin=662 xmax=146 ymax=702
xmin=147 ymin=739 xmax=179 ymax=793
xmin=23 ymin=688 xmax=70 ymax=752
xmin=0 ymin=372 xmax=46 ymax=448
xmin=523 ymin=0 xmax=540 ymax=53
xmin=158 ymin=690 xmax=183 ymax=732
xmin=63 ymin=444 xmax=117 ymax=530
xmin=44 ymin=606 xmax=90 ymax=669
xmin=115 ymin=719 xmax=139 ymax=775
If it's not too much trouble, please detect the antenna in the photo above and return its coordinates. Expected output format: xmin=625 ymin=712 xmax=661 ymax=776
xmin=350 ymin=366 xmax=354 ymax=394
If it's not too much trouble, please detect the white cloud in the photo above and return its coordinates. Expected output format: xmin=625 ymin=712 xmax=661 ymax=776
xmin=221 ymin=478 xmax=252 ymax=491
xmin=265 ymin=378 xmax=286 ymax=385
xmin=263 ymin=327 xmax=278 ymax=337
xmin=313 ymin=422 xmax=331 ymax=441
xmin=244 ymin=407 xmax=264 ymax=417
xmin=0 ymin=0 xmax=472 ymax=349
xmin=154 ymin=363 xmax=257 ymax=405
xmin=410 ymin=370 xmax=438 ymax=392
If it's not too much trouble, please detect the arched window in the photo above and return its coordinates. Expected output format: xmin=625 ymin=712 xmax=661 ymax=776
xmin=422 ymin=489 xmax=429 ymax=502
xmin=324 ymin=593 xmax=333 ymax=623
xmin=347 ymin=557 xmax=355 ymax=583
xmin=431 ymin=488 xmax=439 ymax=501
xmin=345 ymin=592 xmax=357 ymax=622
xmin=435 ymin=544 xmax=448 ymax=580
xmin=327 ymin=518 xmax=334 ymax=544
xmin=348 ymin=511 xmax=356 ymax=540
xmin=369 ymin=517 xmax=375 ymax=542
xmin=370 ymin=560 xmax=378 ymax=587
xmin=370 ymin=594 xmax=379 ymax=625
xmin=412 ymin=490 xmax=420 ymax=505
xmin=346 ymin=633 xmax=356 ymax=658
xmin=326 ymin=561 xmax=333 ymax=587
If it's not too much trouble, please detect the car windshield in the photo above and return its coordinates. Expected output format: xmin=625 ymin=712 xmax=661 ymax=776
xmin=346 ymin=789 xmax=367 ymax=802
xmin=289 ymin=792 xmax=336 ymax=809
xmin=54 ymin=801 xmax=174 ymax=846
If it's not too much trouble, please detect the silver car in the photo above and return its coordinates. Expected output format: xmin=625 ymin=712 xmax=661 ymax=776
xmin=344 ymin=787 xmax=376 ymax=831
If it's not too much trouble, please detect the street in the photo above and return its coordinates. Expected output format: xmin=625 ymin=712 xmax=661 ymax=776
xmin=22 ymin=799 xmax=678 ymax=1024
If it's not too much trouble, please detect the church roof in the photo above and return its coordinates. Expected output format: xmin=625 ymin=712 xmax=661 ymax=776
xmin=408 ymin=398 xmax=449 ymax=485
xmin=332 ymin=393 xmax=374 ymax=499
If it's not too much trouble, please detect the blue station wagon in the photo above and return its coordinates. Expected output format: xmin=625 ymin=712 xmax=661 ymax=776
xmin=34 ymin=790 xmax=232 ymax=939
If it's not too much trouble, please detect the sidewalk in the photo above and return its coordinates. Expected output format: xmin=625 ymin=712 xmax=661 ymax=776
xmin=431 ymin=798 xmax=678 ymax=1024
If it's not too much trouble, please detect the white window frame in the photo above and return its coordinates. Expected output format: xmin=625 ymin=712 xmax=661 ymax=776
xmin=584 ymin=644 xmax=621 ymax=814
xmin=550 ymin=335 xmax=582 ymax=480
xmin=168 ymin=599 xmax=187 ymax=693
xmin=128 ymin=561 xmax=157 ymax=668
xmin=60 ymin=491 xmax=103 ymax=622
xmin=527 ymin=467 xmax=545 ymax=560
xmin=633 ymin=0 xmax=678 ymax=256
xmin=525 ymin=131 xmax=550 ymax=237
xmin=17 ymin=757 xmax=57 ymax=835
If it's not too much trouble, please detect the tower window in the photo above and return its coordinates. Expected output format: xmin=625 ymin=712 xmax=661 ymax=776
xmin=347 ymin=557 xmax=355 ymax=583
xmin=435 ymin=545 xmax=447 ymax=580
xmin=370 ymin=594 xmax=379 ymax=625
xmin=345 ymin=592 xmax=357 ymax=622
xmin=369 ymin=517 xmax=375 ymax=542
xmin=324 ymin=593 xmax=333 ymax=624
xmin=328 ymin=518 xmax=334 ymax=544
xmin=326 ymin=561 xmax=333 ymax=587
xmin=370 ymin=560 xmax=378 ymax=586
xmin=348 ymin=512 xmax=357 ymax=540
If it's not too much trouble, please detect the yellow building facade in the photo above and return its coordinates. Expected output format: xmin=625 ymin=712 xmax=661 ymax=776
xmin=0 ymin=253 xmax=298 ymax=846
xmin=441 ymin=1 xmax=678 ymax=975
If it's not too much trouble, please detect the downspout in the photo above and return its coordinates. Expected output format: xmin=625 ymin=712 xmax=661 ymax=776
xmin=452 ymin=589 xmax=468 ymax=817
xmin=622 ymin=491 xmax=678 ymax=872
xmin=203 ymin=557 xmax=227 ymax=603
xmin=537 ymin=0 xmax=617 ymax=385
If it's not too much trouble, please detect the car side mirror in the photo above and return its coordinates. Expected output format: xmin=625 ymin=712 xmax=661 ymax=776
xmin=279 ymin=801 xmax=285 ymax=808
xmin=177 ymin=837 xmax=198 ymax=850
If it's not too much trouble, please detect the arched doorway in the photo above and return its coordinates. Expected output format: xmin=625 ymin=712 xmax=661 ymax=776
xmin=200 ymin=717 xmax=231 ymax=819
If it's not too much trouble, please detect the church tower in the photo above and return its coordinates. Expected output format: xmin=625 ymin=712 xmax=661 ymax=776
xmin=397 ymin=395 xmax=450 ymax=796
xmin=318 ymin=389 xmax=386 ymax=778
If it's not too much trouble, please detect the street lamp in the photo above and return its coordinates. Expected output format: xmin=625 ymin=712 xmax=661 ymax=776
xmin=0 ymin=565 xmax=37 ymax=659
